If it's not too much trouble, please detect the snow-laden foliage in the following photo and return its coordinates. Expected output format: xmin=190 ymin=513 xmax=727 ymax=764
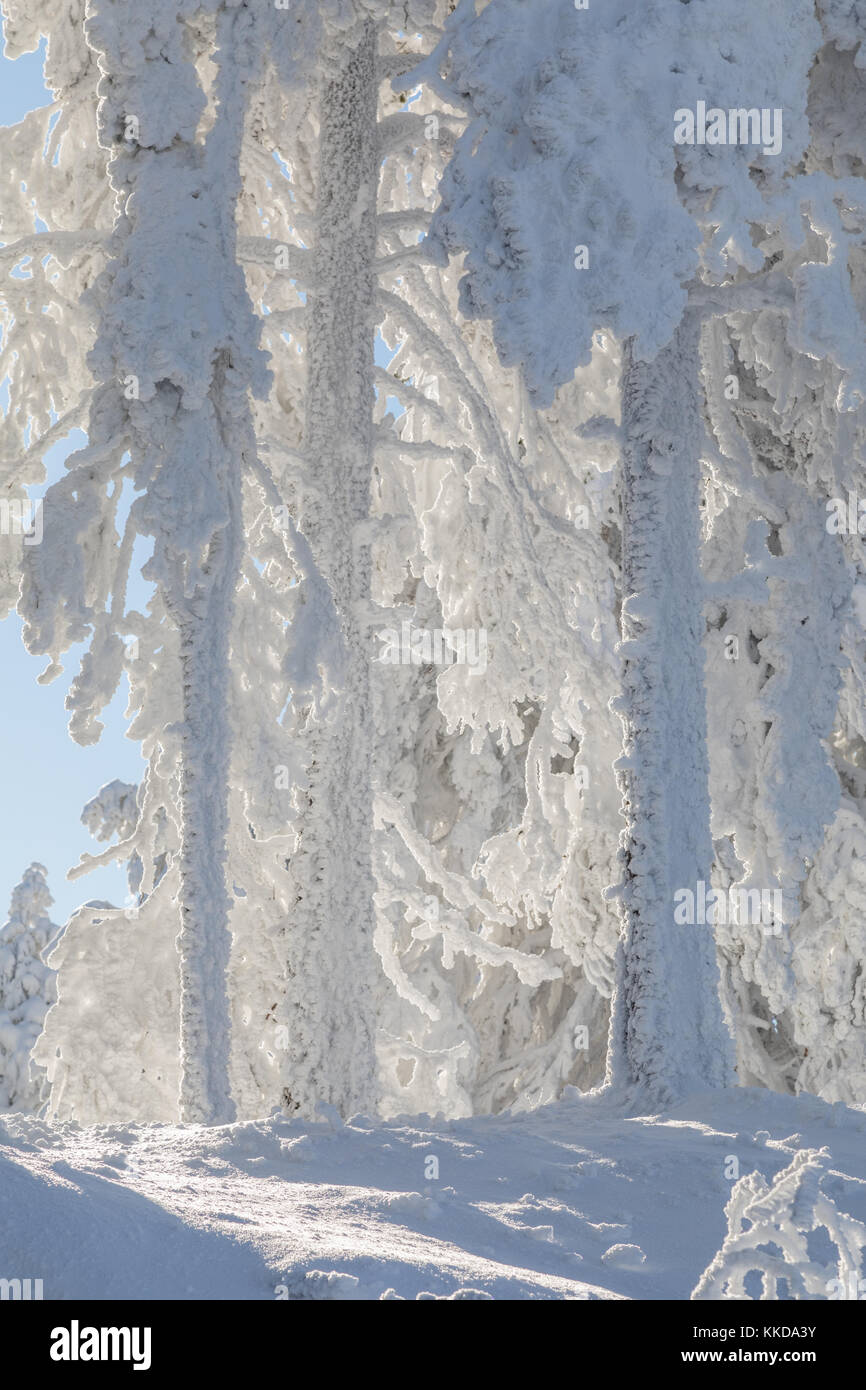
xmin=0 ymin=0 xmax=109 ymax=614
xmin=692 ymin=1147 xmax=866 ymax=1300
xmin=699 ymin=11 xmax=866 ymax=1101
xmin=403 ymin=0 xmax=866 ymax=1104
xmin=416 ymin=0 xmax=821 ymax=405
xmin=4 ymin=0 xmax=866 ymax=1128
xmin=370 ymin=143 xmax=623 ymax=1111
xmin=200 ymin=2 xmax=616 ymax=1120
xmin=0 ymin=864 xmax=59 ymax=1112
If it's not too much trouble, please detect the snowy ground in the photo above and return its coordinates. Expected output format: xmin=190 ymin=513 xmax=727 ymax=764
xmin=3 ymin=1087 xmax=866 ymax=1301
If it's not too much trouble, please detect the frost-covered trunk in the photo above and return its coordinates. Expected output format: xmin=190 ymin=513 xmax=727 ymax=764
xmin=607 ymin=318 xmax=735 ymax=1103
xmin=175 ymin=359 xmax=243 ymax=1126
xmin=279 ymin=27 xmax=380 ymax=1116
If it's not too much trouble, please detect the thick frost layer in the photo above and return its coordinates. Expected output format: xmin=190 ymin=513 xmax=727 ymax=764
xmin=417 ymin=0 xmax=819 ymax=403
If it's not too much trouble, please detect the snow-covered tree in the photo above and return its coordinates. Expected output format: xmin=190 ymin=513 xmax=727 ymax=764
xmin=2 ymin=0 xmax=457 ymax=1122
xmin=405 ymin=0 xmax=866 ymax=1107
xmin=0 ymin=863 xmax=59 ymax=1112
xmin=6 ymin=0 xmax=866 ymax=1132
xmin=1 ymin=0 xmax=255 ymax=1122
xmin=698 ymin=0 xmax=866 ymax=1101
xmin=3 ymin=0 xmax=337 ymax=1122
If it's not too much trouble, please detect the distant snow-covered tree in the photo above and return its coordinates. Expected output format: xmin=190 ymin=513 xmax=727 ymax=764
xmin=0 ymin=863 xmax=59 ymax=1112
xmin=34 ymin=778 xmax=181 ymax=1124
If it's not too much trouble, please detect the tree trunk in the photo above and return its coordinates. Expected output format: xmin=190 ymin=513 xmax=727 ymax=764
xmin=176 ymin=367 xmax=242 ymax=1126
xmin=278 ymin=25 xmax=380 ymax=1117
xmin=606 ymin=317 xmax=736 ymax=1104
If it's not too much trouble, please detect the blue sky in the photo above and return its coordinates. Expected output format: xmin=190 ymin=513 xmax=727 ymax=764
xmin=1 ymin=37 xmax=143 ymax=925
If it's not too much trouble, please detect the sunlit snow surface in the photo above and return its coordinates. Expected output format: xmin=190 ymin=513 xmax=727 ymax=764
xmin=2 ymin=1087 xmax=865 ymax=1299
